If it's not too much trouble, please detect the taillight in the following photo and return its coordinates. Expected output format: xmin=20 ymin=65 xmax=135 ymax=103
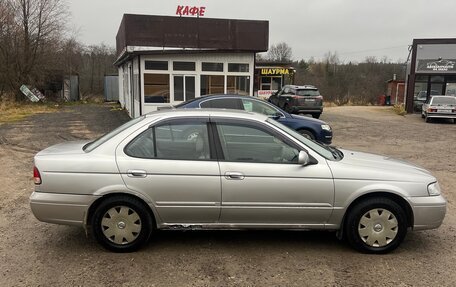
xmin=316 ymin=95 xmax=323 ymax=100
xmin=33 ymin=166 xmax=42 ymax=185
xmin=427 ymin=108 xmax=437 ymax=112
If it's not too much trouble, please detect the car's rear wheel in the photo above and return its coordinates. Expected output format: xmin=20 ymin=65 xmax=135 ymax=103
xmin=421 ymin=113 xmax=425 ymax=119
xmin=298 ymin=129 xmax=315 ymax=140
xmin=92 ymin=196 xmax=153 ymax=252
xmin=345 ymin=197 xmax=407 ymax=254
xmin=312 ymin=113 xmax=321 ymax=119
xmin=425 ymin=114 xmax=431 ymax=123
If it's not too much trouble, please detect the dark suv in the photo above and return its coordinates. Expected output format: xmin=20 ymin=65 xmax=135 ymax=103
xmin=269 ymin=85 xmax=323 ymax=118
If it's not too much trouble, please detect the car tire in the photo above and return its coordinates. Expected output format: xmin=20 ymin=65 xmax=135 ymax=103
xmin=92 ymin=195 xmax=154 ymax=252
xmin=425 ymin=114 xmax=430 ymax=123
xmin=345 ymin=197 xmax=407 ymax=254
xmin=312 ymin=113 xmax=321 ymax=119
xmin=421 ymin=113 xmax=425 ymax=119
xmin=298 ymin=129 xmax=315 ymax=140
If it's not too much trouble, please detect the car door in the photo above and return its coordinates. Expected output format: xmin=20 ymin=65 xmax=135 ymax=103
xmin=213 ymin=118 xmax=334 ymax=226
xmin=116 ymin=117 xmax=221 ymax=224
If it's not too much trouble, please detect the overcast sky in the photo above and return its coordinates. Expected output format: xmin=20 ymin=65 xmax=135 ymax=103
xmin=69 ymin=0 xmax=456 ymax=63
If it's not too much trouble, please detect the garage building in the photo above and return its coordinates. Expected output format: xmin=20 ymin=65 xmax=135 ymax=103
xmin=115 ymin=14 xmax=269 ymax=118
xmin=405 ymin=38 xmax=456 ymax=113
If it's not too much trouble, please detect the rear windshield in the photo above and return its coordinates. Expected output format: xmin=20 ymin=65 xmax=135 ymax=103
xmin=83 ymin=116 xmax=146 ymax=152
xmin=295 ymin=89 xmax=320 ymax=96
xmin=431 ymin=97 xmax=456 ymax=105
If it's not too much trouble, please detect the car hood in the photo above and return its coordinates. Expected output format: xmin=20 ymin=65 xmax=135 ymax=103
xmin=36 ymin=140 xmax=90 ymax=156
xmin=289 ymin=113 xmax=327 ymax=125
xmin=328 ymin=149 xmax=435 ymax=182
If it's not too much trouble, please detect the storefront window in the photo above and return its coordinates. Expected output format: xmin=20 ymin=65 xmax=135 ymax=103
xmin=145 ymin=61 xmax=168 ymax=70
xmin=144 ymin=74 xmax=170 ymax=103
xmin=227 ymin=76 xmax=250 ymax=95
xmin=201 ymin=75 xmax=224 ymax=95
xmin=173 ymin=61 xmax=196 ymax=71
xmin=202 ymin=62 xmax=224 ymax=72
xmin=260 ymin=76 xmax=282 ymax=90
xmin=228 ymin=63 xmax=249 ymax=72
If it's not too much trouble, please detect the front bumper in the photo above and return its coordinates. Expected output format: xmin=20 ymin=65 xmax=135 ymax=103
xmin=30 ymin=192 xmax=99 ymax=226
xmin=409 ymin=195 xmax=447 ymax=230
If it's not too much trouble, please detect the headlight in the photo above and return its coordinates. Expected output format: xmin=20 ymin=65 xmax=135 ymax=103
xmin=321 ymin=124 xmax=331 ymax=131
xmin=428 ymin=182 xmax=441 ymax=196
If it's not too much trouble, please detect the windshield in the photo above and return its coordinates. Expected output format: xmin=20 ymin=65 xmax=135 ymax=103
xmin=431 ymin=97 xmax=456 ymax=105
xmin=84 ymin=116 xmax=146 ymax=152
xmin=266 ymin=118 xmax=340 ymax=160
xmin=296 ymin=89 xmax=320 ymax=96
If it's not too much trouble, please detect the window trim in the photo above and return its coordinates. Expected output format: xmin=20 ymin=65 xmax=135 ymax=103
xmin=209 ymin=118 xmax=311 ymax=164
xmin=124 ymin=117 xmax=217 ymax=162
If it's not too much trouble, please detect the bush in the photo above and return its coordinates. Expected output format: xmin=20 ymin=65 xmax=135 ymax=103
xmin=393 ymin=104 xmax=407 ymax=116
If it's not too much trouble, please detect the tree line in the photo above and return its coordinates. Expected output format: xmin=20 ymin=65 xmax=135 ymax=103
xmin=0 ymin=0 xmax=116 ymax=102
xmin=263 ymin=43 xmax=406 ymax=105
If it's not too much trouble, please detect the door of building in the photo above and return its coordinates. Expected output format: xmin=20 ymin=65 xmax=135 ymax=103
xmin=174 ymin=75 xmax=196 ymax=102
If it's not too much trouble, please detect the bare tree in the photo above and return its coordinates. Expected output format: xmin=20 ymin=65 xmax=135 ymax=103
xmin=0 ymin=0 xmax=68 ymax=99
xmin=267 ymin=42 xmax=292 ymax=62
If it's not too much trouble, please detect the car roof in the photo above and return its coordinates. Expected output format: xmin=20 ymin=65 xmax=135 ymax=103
xmin=144 ymin=107 xmax=269 ymax=121
xmin=285 ymin=85 xmax=318 ymax=90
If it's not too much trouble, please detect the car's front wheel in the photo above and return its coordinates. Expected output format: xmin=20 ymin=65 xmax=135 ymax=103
xmin=345 ymin=197 xmax=407 ymax=254
xmin=298 ymin=129 xmax=315 ymax=140
xmin=92 ymin=196 xmax=153 ymax=252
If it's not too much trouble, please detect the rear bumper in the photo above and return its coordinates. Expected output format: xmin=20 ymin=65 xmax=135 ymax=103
xmin=30 ymin=192 xmax=99 ymax=226
xmin=426 ymin=113 xmax=456 ymax=119
xmin=409 ymin=195 xmax=447 ymax=231
xmin=290 ymin=106 xmax=323 ymax=114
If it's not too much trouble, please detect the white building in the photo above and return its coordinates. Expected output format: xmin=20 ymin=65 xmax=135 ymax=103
xmin=115 ymin=14 xmax=269 ymax=118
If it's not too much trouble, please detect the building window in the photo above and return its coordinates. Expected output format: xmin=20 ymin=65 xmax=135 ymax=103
xmin=227 ymin=76 xmax=250 ymax=95
xmin=173 ymin=61 xmax=196 ymax=71
xmin=260 ymin=76 xmax=282 ymax=90
xmin=174 ymin=75 xmax=195 ymax=102
xmin=145 ymin=61 xmax=168 ymax=70
xmin=202 ymin=62 xmax=223 ymax=72
xmin=228 ymin=63 xmax=249 ymax=72
xmin=144 ymin=74 xmax=170 ymax=103
xmin=201 ymin=75 xmax=224 ymax=95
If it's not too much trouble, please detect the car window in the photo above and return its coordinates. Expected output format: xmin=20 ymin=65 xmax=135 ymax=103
xmin=431 ymin=97 xmax=456 ymax=105
xmin=200 ymin=98 xmax=243 ymax=109
xmin=125 ymin=120 xmax=211 ymax=160
xmin=283 ymin=87 xmax=291 ymax=94
xmin=241 ymin=99 xmax=281 ymax=117
xmin=296 ymin=89 xmax=320 ymax=96
xmin=216 ymin=123 xmax=299 ymax=164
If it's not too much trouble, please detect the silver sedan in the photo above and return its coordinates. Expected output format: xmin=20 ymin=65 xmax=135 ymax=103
xmin=30 ymin=109 xmax=446 ymax=253
xmin=422 ymin=95 xmax=456 ymax=123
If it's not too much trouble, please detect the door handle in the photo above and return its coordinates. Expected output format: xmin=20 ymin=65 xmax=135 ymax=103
xmin=127 ymin=169 xmax=147 ymax=178
xmin=225 ymin=172 xmax=245 ymax=180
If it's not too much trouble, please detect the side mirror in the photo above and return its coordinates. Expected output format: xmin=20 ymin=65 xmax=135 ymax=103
xmin=298 ymin=150 xmax=310 ymax=166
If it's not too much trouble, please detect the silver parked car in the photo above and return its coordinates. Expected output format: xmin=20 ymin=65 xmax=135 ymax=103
xmin=30 ymin=109 xmax=446 ymax=253
xmin=421 ymin=95 xmax=456 ymax=123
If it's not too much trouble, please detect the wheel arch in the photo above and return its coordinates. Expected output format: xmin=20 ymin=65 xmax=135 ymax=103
xmin=86 ymin=193 xmax=158 ymax=229
xmin=337 ymin=192 xmax=414 ymax=239
xmin=296 ymin=127 xmax=317 ymax=138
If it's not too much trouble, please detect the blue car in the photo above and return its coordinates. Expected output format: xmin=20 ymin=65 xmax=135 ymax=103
xmin=175 ymin=95 xmax=333 ymax=144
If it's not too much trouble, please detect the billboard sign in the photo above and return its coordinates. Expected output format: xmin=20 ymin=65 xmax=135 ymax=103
xmin=416 ymin=59 xmax=456 ymax=73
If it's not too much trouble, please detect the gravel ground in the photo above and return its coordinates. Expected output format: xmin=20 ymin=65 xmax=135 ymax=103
xmin=0 ymin=104 xmax=455 ymax=286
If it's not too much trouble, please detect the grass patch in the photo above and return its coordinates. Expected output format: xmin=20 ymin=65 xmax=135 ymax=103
xmin=392 ymin=103 xmax=407 ymax=116
xmin=0 ymin=102 xmax=58 ymax=124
